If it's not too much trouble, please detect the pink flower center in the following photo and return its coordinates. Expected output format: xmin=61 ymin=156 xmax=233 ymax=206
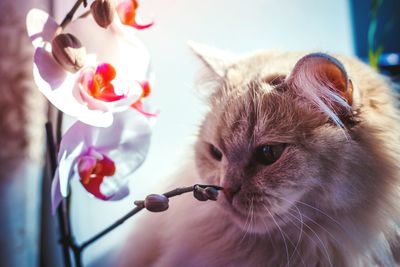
xmin=77 ymin=152 xmax=116 ymax=200
xmin=131 ymin=80 xmax=159 ymax=117
xmin=139 ymin=80 xmax=151 ymax=98
xmin=117 ymin=0 xmax=138 ymax=26
xmin=79 ymin=63 xmax=125 ymax=102
xmin=116 ymin=0 xmax=153 ymax=29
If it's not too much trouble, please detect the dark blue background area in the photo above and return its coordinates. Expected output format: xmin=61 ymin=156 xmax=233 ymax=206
xmin=350 ymin=0 xmax=400 ymax=58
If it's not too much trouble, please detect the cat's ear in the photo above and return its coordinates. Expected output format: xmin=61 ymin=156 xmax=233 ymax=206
xmin=287 ymin=53 xmax=354 ymax=126
xmin=188 ymin=41 xmax=236 ymax=78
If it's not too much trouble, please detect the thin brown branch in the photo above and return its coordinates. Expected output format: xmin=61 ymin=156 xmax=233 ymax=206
xmin=45 ymin=122 xmax=72 ymax=267
xmin=60 ymin=0 xmax=85 ymax=29
xmin=77 ymin=10 xmax=91 ymax=20
xmin=77 ymin=184 xmax=223 ymax=251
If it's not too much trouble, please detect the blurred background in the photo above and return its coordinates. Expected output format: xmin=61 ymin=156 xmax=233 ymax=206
xmin=0 ymin=0 xmax=399 ymax=266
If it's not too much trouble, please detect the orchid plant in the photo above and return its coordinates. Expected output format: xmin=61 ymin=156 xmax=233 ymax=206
xmin=26 ymin=1 xmax=221 ymax=266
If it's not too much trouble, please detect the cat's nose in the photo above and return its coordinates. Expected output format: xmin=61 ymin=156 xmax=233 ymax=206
xmin=221 ymin=180 xmax=241 ymax=204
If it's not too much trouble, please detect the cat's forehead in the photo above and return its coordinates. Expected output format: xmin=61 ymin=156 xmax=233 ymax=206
xmin=201 ymin=50 xmax=333 ymax=149
xmin=217 ymin=89 xmax=290 ymax=143
xmin=225 ymin=51 xmax=301 ymax=86
xmin=204 ymin=81 xmax=324 ymax=150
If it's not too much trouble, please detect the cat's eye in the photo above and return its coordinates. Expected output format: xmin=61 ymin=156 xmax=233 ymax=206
xmin=209 ymin=144 xmax=223 ymax=161
xmin=254 ymin=144 xmax=286 ymax=165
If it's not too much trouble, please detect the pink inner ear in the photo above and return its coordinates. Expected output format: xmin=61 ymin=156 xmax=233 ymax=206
xmin=314 ymin=62 xmax=352 ymax=106
xmin=288 ymin=53 xmax=353 ymax=126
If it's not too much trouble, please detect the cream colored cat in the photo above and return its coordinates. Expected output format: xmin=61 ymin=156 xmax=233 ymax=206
xmin=118 ymin=43 xmax=400 ymax=267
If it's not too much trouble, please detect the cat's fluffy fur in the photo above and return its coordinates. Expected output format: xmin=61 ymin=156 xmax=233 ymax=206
xmin=118 ymin=44 xmax=400 ymax=267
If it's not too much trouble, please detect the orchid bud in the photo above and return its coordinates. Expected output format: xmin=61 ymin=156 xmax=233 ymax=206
xmin=193 ymin=185 xmax=220 ymax=201
xmin=193 ymin=186 xmax=208 ymax=201
xmin=204 ymin=187 xmax=219 ymax=201
xmin=51 ymin=33 xmax=86 ymax=73
xmin=91 ymin=0 xmax=115 ymax=28
xmin=144 ymin=194 xmax=169 ymax=212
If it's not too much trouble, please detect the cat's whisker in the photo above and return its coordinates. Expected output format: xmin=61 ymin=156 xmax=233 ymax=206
xmin=246 ymin=197 xmax=255 ymax=239
xmin=275 ymin=196 xmax=338 ymax=239
xmin=250 ymin=198 xmax=256 ymax=240
xmin=239 ymin=196 xmax=254 ymax=245
xmin=262 ymin=214 xmax=307 ymax=267
xmin=292 ymin=199 xmax=355 ymax=239
xmin=249 ymin=197 xmax=255 ymax=233
xmin=238 ymin=213 xmax=250 ymax=245
xmin=284 ymin=210 xmax=333 ymax=267
xmin=287 ymin=205 xmax=304 ymax=265
xmin=285 ymin=210 xmax=330 ymax=267
xmin=263 ymin=204 xmax=290 ymax=267
xmin=259 ymin=212 xmax=278 ymax=255
xmin=277 ymin=195 xmax=348 ymax=254
xmin=291 ymin=207 xmax=340 ymax=245
xmin=275 ymin=211 xmax=307 ymax=267
xmin=259 ymin=214 xmax=271 ymax=235
xmin=293 ymin=199 xmax=341 ymax=225
xmin=267 ymin=194 xmax=333 ymax=266
xmin=276 ymin=195 xmax=347 ymax=236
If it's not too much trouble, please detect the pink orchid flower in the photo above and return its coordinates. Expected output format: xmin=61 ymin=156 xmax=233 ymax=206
xmin=51 ymin=109 xmax=152 ymax=213
xmin=26 ymin=9 xmax=151 ymax=127
xmin=116 ymin=0 xmax=154 ymax=30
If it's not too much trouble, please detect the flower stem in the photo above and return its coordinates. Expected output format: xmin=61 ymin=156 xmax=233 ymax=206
xmin=56 ymin=109 xmax=63 ymax=145
xmin=48 ymin=116 xmax=222 ymax=267
xmin=60 ymin=0 xmax=85 ymax=29
xmin=79 ymin=206 xmax=144 ymax=251
xmin=77 ymin=10 xmax=91 ymax=20
xmin=77 ymin=184 xmax=223 ymax=252
xmin=45 ymin=122 xmax=72 ymax=267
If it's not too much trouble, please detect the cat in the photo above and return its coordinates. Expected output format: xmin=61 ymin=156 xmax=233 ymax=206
xmin=117 ymin=43 xmax=400 ymax=267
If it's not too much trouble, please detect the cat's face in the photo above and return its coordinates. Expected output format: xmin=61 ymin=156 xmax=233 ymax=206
xmin=195 ymin=85 xmax=323 ymax=233
xmin=192 ymin=44 xmax=374 ymax=234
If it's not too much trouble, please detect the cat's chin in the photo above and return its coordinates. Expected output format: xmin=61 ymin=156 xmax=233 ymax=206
xmin=231 ymin=212 xmax=283 ymax=234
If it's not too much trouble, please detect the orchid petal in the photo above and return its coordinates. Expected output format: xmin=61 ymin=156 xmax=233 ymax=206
xmin=91 ymin=109 xmax=150 ymax=149
xmin=58 ymin=143 xmax=85 ymax=197
xmin=132 ymin=101 xmax=160 ymax=118
xmin=62 ymin=16 xmax=151 ymax=117
xmin=26 ymin=8 xmax=59 ymax=48
xmin=51 ymin=172 xmax=62 ymax=214
xmin=130 ymin=21 xmax=154 ymax=30
xmin=115 ymin=37 xmax=151 ymax=81
xmin=67 ymin=14 xmax=150 ymax=76
xmin=33 ymin=47 xmax=67 ymax=89
xmin=78 ymin=111 xmax=114 ymax=128
xmin=100 ymin=178 xmax=129 ymax=200
xmin=77 ymin=150 xmax=117 ymax=199
xmin=33 ymin=49 xmax=85 ymax=116
xmin=116 ymin=0 xmax=153 ymax=30
xmin=28 ymin=9 xmax=152 ymax=127
xmin=51 ymin=109 xmax=151 ymax=210
xmin=77 ymin=64 xmax=142 ymax=111
xmin=33 ymin=52 xmax=116 ymax=127
xmin=105 ymin=91 xmax=142 ymax=111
